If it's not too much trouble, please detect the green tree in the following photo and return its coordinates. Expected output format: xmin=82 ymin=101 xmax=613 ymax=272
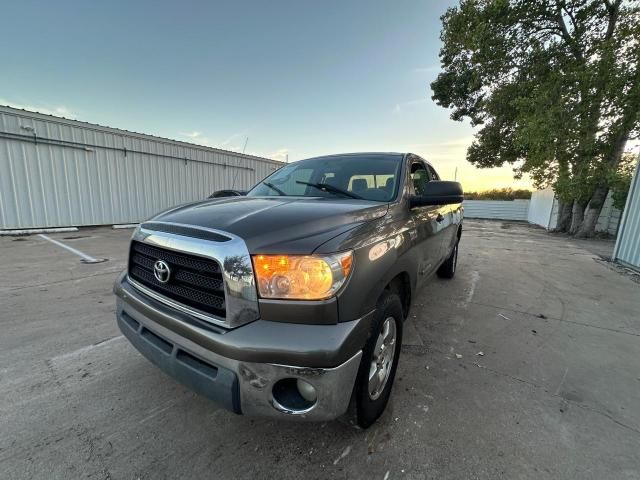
xmin=431 ymin=0 xmax=640 ymax=237
xmin=465 ymin=188 xmax=533 ymax=200
xmin=609 ymin=152 xmax=639 ymax=209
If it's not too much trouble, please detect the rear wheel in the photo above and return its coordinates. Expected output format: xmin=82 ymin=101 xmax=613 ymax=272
xmin=352 ymin=291 xmax=403 ymax=428
xmin=437 ymin=241 xmax=458 ymax=279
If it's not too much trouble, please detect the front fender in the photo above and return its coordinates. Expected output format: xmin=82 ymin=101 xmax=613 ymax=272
xmin=316 ymin=216 xmax=419 ymax=322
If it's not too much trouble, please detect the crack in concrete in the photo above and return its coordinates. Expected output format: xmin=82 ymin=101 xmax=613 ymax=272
xmin=5 ymin=267 xmax=125 ymax=293
xmin=43 ymin=359 xmax=114 ymax=479
xmin=476 ymin=362 xmax=640 ymax=437
xmin=467 ymin=300 xmax=640 ymax=338
xmin=402 ymin=344 xmax=640 ymax=437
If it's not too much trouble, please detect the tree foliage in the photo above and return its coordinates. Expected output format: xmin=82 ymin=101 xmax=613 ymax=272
xmin=608 ymin=152 xmax=639 ymax=209
xmin=431 ymin=0 xmax=640 ymax=236
xmin=464 ymin=188 xmax=533 ymax=200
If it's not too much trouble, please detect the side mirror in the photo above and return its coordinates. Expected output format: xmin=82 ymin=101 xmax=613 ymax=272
xmin=410 ymin=181 xmax=463 ymax=208
xmin=208 ymin=189 xmax=247 ymax=199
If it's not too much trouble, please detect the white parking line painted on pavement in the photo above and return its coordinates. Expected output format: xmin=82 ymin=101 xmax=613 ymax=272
xmin=38 ymin=234 xmax=106 ymax=263
xmin=0 ymin=227 xmax=79 ymax=235
xmin=52 ymin=335 xmax=124 ymax=362
xmin=112 ymin=223 xmax=138 ymax=229
xmin=457 ymin=269 xmax=479 ymax=308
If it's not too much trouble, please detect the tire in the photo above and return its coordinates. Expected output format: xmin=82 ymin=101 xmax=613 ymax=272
xmin=352 ymin=291 xmax=403 ymax=428
xmin=437 ymin=241 xmax=458 ymax=279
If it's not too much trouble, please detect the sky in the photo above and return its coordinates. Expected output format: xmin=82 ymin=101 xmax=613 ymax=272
xmin=0 ymin=0 xmax=534 ymax=191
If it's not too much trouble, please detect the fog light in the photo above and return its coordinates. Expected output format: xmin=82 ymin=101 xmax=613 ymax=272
xmin=271 ymin=378 xmax=317 ymax=414
xmin=296 ymin=379 xmax=318 ymax=402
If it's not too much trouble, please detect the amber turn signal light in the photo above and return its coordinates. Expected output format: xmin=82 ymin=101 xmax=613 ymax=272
xmin=252 ymin=251 xmax=353 ymax=300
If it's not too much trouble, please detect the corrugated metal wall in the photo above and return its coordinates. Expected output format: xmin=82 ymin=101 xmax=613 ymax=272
xmin=613 ymin=157 xmax=640 ymax=268
xmin=463 ymin=200 xmax=530 ymax=221
xmin=0 ymin=106 xmax=282 ymax=229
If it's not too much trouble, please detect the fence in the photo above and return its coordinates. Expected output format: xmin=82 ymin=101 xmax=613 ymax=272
xmin=527 ymin=188 xmax=621 ymax=235
xmin=463 ymin=200 xmax=530 ymax=221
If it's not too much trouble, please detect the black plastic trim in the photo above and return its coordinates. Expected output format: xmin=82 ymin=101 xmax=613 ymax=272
xmin=142 ymin=222 xmax=232 ymax=242
xmin=258 ymin=297 xmax=338 ymax=325
xmin=118 ymin=310 xmax=241 ymax=413
xmin=115 ymin=273 xmax=373 ymax=368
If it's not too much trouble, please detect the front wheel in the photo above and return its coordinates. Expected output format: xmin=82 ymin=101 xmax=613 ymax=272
xmin=437 ymin=241 xmax=458 ymax=279
xmin=352 ymin=292 xmax=403 ymax=428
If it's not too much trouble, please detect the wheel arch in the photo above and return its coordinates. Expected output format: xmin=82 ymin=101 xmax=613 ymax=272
xmin=383 ymin=272 xmax=412 ymax=320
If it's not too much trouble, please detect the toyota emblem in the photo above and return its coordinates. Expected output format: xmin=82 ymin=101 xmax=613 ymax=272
xmin=153 ymin=260 xmax=171 ymax=283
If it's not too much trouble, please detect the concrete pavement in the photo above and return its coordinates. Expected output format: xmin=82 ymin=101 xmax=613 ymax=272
xmin=1 ymin=220 xmax=638 ymax=479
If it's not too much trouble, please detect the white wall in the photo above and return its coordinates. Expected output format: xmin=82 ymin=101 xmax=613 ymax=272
xmin=528 ymin=188 xmax=621 ymax=235
xmin=528 ymin=188 xmax=556 ymax=229
xmin=465 ymin=191 xmax=621 ymax=236
xmin=545 ymin=192 xmax=621 ymax=235
xmin=595 ymin=194 xmax=622 ymax=235
xmin=463 ymin=200 xmax=530 ymax=221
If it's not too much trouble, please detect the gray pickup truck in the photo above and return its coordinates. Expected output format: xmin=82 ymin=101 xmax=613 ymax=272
xmin=114 ymin=152 xmax=463 ymax=427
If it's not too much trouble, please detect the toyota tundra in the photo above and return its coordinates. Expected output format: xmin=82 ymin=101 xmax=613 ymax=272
xmin=114 ymin=152 xmax=463 ymax=427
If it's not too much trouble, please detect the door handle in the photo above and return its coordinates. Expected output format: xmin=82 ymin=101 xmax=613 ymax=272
xmin=436 ymin=213 xmax=444 ymax=223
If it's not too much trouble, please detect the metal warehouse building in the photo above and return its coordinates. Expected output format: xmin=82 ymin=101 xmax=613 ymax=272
xmin=0 ymin=105 xmax=282 ymax=230
xmin=613 ymin=156 xmax=640 ymax=269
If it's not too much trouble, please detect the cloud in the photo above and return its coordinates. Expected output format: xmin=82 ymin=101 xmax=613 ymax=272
xmin=404 ymin=135 xmax=533 ymax=190
xmin=180 ymin=131 xmax=212 ymax=146
xmin=413 ymin=65 xmax=440 ymax=74
xmin=218 ymin=132 xmax=244 ymax=148
xmin=180 ymin=130 xmax=252 ymax=152
xmin=0 ymin=98 xmax=78 ymax=119
xmin=392 ymin=98 xmax=428 ymax=114
xmin=266 ymin=148 xmax=289 ymax=162
xmin=407 ymin=136 xmax=474 ymax=167
xmin=408 ymin=137 xmax=475 ymax=149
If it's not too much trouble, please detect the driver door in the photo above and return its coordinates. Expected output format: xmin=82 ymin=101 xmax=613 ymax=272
xmin=408 ymin=157 xmax=444 ymax=286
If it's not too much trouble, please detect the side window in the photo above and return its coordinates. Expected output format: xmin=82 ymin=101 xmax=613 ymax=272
xmin=410 ymin=162 xmax=429 ymax=196
xmin=427 ymin=165 xmax=440 ymax=181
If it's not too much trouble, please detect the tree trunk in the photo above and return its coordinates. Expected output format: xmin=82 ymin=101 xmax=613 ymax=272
xmin=576 ymin=108 xmax=636 ymax=237
xmin=554 ymin=200 xmax=573 ymax=232
xmin=576 ymin=185 xmax=609 ymax=238
xmin=569 ymin=201 xmax=586 ymax=234
xmin=552 ymin=151 xmax=573 ymax=232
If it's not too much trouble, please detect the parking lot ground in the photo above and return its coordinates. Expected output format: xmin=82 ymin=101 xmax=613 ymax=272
xmin=1 ymin=220 xmax=639 ymax=480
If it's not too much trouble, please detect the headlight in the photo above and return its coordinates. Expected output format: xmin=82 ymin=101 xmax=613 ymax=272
xmin=252 ymin=251 xmax=353 ymax=300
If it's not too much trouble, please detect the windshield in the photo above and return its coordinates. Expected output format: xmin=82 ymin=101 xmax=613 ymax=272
xmin=247 ymin=154 xmax=403 ymax=202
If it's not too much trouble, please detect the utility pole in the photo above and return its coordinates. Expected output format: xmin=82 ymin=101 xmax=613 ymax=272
xmin=454 ymin=166 xmax=458 ymax=181
xmin=242 ymin=137 xmax=249 ymax=153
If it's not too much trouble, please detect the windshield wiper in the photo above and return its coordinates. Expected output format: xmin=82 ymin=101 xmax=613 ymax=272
xmin=262 ymin=181 xmax=287 ymax=196
xmin=296 ymin=181 xmax=363 ymax=199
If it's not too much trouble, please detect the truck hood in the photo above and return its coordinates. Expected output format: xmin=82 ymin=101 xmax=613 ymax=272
xmin=149 ymin=196 xmax=388 ymax=254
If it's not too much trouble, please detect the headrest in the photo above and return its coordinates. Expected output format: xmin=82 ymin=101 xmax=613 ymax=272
xmin=352 ymin=179 xmax=368 ymax=192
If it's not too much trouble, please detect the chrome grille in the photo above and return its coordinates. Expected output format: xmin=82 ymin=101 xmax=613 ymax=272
xmin=128 ymin=241 xmax=226 ymax=318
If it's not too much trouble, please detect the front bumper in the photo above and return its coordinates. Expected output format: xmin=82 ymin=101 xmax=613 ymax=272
xmin=114 ymin=273 xmax=369 ymax=420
